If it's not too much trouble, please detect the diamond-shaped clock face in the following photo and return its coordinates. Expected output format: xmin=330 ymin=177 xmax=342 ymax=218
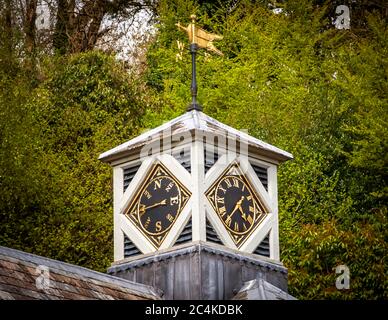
xmin=124 ymin=162 xmax=191 ymax=248
xmin=206 ymin=161 xmax=268 ymax=248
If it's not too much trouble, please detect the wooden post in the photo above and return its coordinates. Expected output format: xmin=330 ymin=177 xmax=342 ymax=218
xmin=191 ymin=131 xmax=206 ymax=241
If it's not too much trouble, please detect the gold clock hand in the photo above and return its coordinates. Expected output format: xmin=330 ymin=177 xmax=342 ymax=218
xmin=145 ymin=199 xmax=167 ymax=210
xmin=139 ymin=199 xmax=167 ymax=215
xmin=237 ymin=205 xmax=248 ymax=221
xmin=227 ymin=196 xmax=245 ymax=220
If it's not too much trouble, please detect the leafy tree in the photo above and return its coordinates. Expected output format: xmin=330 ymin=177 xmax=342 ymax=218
xmin=142 ymin=0 xmax=387 ymax=299
xmin=0 ymin=0 xmax=386 ymax=299
xmin=0 ymin=51 xmax=147 ymax=271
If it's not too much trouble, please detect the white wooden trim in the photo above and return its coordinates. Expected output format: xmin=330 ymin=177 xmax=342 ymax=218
xmin=239 ymin=158 xmax=274 ymax=213
xmin=156 ymin=153 xmax=192 ymax=189
xmin=240 ymin=214 xmax=273 ymax=252
xmin=118 ymin=214 xmax=155 ymax=253
xmin=113 ymin=166 xmax=124 ymax=261
xmin=204 ymin=153 xmax=231 ymax=190
xmin=99 ymin=110 xmax=293 ymax=163
xmin=267 ymin=165 xmax=280 ymax=261
xmin=191 ymin=139 xmax=207 ymax=241
xmin=108 ymin=137 xmax=194 ymax=167
xmin=119 ymin=156 xmax=155 ymax=215
xmin=113 ymin=143 xmax=192 ymax=172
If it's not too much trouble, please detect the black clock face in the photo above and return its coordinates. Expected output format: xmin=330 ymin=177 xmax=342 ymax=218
xmin=206 ymin=161 xmax=269 ymax=248
xmin=137 ymin=176 xmax=181 ymax=236
xmin=214 ymin=176 xmax=256 ymax=235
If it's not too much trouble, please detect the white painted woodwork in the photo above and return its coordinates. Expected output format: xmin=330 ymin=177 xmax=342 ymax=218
xmin=100 ymin=110 xmax=292 ymax=263
xmin=113 ymin=166 xmax=124 ymax=261
xmin=191 ymin=138 xmax=207 ymax=242
xmin=267 ymin=165 xmax=280 ymax=260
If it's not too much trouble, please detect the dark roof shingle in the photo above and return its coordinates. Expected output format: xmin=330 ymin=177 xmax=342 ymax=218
xmin=0 ymin=246 xmax=162 ymax=300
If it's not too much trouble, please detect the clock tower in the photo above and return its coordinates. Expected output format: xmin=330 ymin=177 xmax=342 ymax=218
xmin=99 ymin=16 xmax=294 ymax=300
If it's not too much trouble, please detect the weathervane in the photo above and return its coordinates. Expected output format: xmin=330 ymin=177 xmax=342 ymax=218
xmin=176 ymin=14 xmax=223 ymax=112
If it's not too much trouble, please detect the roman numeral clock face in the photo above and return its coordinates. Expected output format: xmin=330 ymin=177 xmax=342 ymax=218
xmin=206 ymin=162 xmax=268 ymax=247
xmin=125 ymin=163 xmax=191 ymax=248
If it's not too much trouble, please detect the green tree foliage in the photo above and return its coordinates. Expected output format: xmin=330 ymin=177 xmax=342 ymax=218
xmin=0 ymin=52 xmax=146 ymax=271
xmin=142 ymin=0 xmax=387 ymax=299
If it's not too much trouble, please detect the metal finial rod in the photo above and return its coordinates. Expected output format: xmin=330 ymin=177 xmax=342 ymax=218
xmin=187 ymin=15 xmax=202 ymax=112
xmin=187 ymin=42 xmax=202 ymax=112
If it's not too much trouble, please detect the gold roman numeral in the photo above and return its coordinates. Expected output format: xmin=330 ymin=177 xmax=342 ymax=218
xmin=224 ymin=178 xmax=232 ymax=188
xmin=256 ymin=204 xmax=263 ymax=214
xmin=232 ymin=178 xmax=239 ymax=188
xmin=216 ymin=196 xmax=224 ymax=204
xmin=218 ymin=186 xmax=226 ymax=194
xmin=234 ymin=222 xmax=239 ymax=232
xmin=246 ymin=215 xmax=253 ymax=225
xmin=219 ymin=206 xmax=226 ymax=217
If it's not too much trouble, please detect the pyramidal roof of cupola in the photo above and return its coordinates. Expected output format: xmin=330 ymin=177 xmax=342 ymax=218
xmin=99 ymin=110 xmax=293 ymax=163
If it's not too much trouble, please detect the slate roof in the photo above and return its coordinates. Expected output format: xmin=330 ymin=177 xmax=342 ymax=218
xmin=0 ymin=246 xmax=162 ymax=300
xmin=232 ymin=279 xmax=297 ymax=300
xmin=99 ymin=110 xmax=293 ymax=163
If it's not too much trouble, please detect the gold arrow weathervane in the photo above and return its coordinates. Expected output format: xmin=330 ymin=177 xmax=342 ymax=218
xmin=176 ymin=14 xmax=223 ymax=111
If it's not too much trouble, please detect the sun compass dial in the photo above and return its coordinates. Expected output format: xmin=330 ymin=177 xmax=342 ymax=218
xmin=124 ymin=162 xmax=191 ymax=249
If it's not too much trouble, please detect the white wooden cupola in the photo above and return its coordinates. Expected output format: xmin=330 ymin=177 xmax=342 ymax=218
xmin=99 ymin=110 xmax=293 ymax=263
